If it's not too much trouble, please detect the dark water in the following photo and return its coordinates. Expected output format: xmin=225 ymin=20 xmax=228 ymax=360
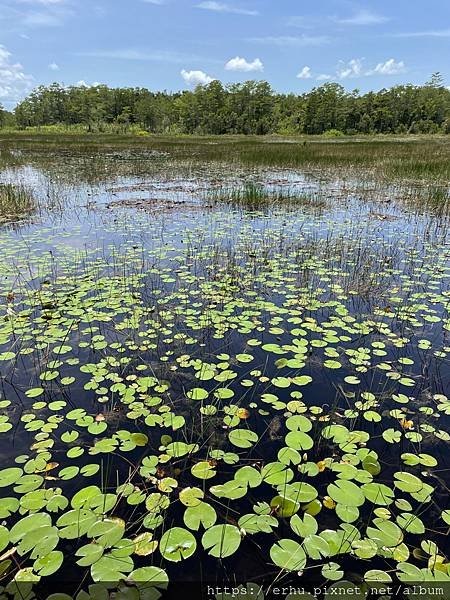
xmin=0 ymin=147 xmax=449 ymax=599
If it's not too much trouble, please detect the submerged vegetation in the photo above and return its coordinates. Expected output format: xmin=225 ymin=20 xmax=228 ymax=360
xmin=0 ymin=139 xmax=448 ymax=598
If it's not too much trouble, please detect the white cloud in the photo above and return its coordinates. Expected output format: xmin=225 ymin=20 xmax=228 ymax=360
xmin=22 ymin=11 xmax=65 ymax=26
xmin=391 ymin=29 xmax=450 ymax=38
xmin=181 ymin=69 xmax=215 ymax=86
xmin=17 ymin=0 xmax=66 ymax=4
xmin=336 ymin=9 xmax=388 ymax=26
xmin=297 ymin=66 xmax=312 ymax=79
xmin=0 ymin=0 xmax=72 ymax=33
xmin=195 ymin=2 xmax=258 ymax=16
xmin=225 ymin=56 xmax=263 ymax=72
xmin=369 ymin=58 xmax=405 ymax=75
xmin=0 ymin=45 xmax=33 ymax=107
xmin=248 ymin=35 xmax=330 ymax=47
xmin=49 ymin=62 xmax=59 ymax=71
xmin=310 ymin=58 xmax=407 ymax=83
xmin=10 ymin=0 xmax=73 ymax=28
xmin=141 ymin=0 xmax=166 ymax=4
xmin=337 ymin=58 xmax=364 ymax=79
xmin=76 ymin=80 xmax=101 ymax=87
xmin=288 ymin=11 xmax=387 ymax=29
xmin=76 ymin=48 xmax=212 ymax=65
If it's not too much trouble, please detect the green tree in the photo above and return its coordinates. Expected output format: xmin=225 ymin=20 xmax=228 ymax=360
xmin=427 ymin=72 xmax=445 ymax=88
xmin=12 ymin=78 xmax=450 ymax=135
xmin=226 ymin=81 xmax=275 ymax=134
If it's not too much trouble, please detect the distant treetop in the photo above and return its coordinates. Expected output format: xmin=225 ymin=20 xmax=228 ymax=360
xmin=10 ymin=77 xmax=450 ymax=135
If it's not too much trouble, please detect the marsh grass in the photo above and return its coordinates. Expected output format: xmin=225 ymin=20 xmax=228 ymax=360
xmin=208 ymin=183 xmax=328 ymax=212
xmin=0 ymin=183 xmax=36 ymax=222
xmin=1 ymin=133 xmax=449 ymax=184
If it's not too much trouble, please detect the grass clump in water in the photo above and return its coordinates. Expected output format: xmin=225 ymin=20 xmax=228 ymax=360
xmin=210 ymin=183 xmax=327 ymax=211
xmin=0 ymin=183 xmax=36 ymax=222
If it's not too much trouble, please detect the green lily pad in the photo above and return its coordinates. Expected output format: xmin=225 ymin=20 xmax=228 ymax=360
xmin=228 ymin=429 xmax=259 ymax=448
xmin=160 ymin=527 xmax=196 ymax=562
xmin=184 ymin=502 xmax=217 ymax=531
xmin=202 ymin=525 xmax=241 ymax=558
xmin=270 ymin=539 xmax=307 ymax=571
xmin=327 ymin=480 xmax=365 ymax=507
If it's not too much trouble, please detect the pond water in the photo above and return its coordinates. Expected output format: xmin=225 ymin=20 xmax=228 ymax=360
xmin=0 ymin=146 xmax=449 ymax=599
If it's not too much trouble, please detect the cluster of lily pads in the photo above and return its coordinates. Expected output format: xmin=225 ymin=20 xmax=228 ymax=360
xmin=0 ymin=162 xmax=449 ymax=599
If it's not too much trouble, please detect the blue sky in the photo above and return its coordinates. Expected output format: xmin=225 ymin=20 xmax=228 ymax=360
xmin=0 ymin=0 xmax=449 ymax=108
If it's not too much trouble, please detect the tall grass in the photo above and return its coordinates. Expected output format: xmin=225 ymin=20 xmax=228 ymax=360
xmin=209 ymin=182 xmax=328 ymax=211
xmin=0 ymin=183 xmax=36 ymax=222
xmin=0 ymin=133 xmax=449 ymax=184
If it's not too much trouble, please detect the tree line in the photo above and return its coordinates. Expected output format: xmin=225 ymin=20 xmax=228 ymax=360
xmin=2 ymin=73 xmax=449 ymax=135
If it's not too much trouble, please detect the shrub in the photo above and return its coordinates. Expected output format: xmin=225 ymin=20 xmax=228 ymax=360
xmin=323 ymin=129 xmax=345 ymax=138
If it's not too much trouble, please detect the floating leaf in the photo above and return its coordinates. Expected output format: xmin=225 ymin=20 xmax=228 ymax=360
xmin=327 ymin=480 xmax=365 ymax=508
xmin=228 ymin=429 xmax=258 ymax=449
xmin=159 ymin=527 xmax=196 ymax=562
xmin=191 ymin=462 xmax=216 ymax=480
xmin=180 ymin=487 xmax=204 ymax=507
xmin=0 ymin=468 xmax=23 ymax=488
xmin=202 ymin=525 xmax=241 ymax=558
xmin=270 ymin=539 xmax=307 ymax=571
xmin=184 ymin=502 xmax=217 ymax=531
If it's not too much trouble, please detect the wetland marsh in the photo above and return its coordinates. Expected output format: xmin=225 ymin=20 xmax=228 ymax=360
xmin=0 ymin=135 xmax=449 ymax=599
